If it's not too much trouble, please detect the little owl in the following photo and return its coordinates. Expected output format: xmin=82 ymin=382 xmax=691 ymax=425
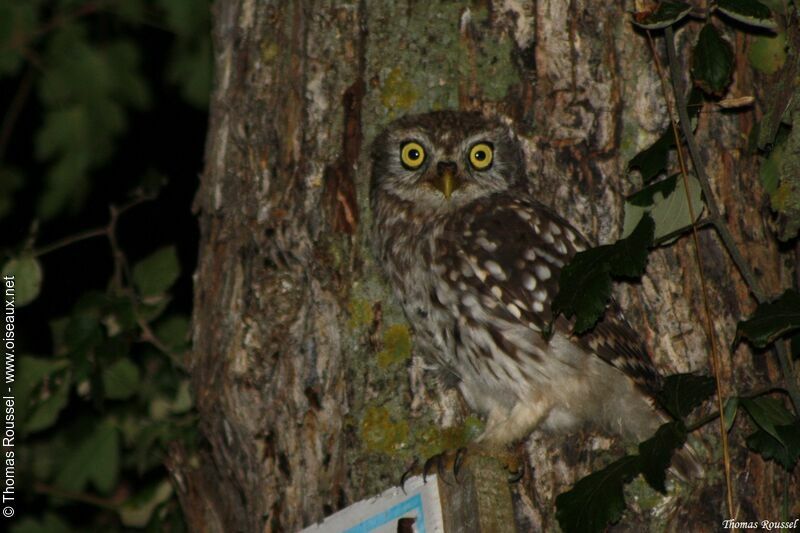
xmin=369 ymin=110 xmax=700 ymax=478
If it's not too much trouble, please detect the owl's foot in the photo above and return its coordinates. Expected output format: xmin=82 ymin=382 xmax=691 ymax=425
xmin=401 ymin=444 xmax=526 ymax=490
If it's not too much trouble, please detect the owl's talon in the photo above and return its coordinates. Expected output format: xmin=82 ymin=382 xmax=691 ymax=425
xmin=400 ymin=457 xmax=419 ymax=493
xmin=453 ymin=447 xmax=468 ymax=481
xmin=423 ymin=453 xmax=453 ymax=485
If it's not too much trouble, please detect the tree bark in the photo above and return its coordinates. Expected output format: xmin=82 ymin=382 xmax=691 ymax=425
xmin=172 ymin=1 xmax=798 ymax=531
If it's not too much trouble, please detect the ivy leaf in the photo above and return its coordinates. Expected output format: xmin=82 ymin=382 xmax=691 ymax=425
xmin=555 ymin=455 xmax=641 ymax=533
xmin=623 ymin=173 xmax=704 ymax=243
xmin=638 ymin=421 xmax=687 ymax=493
xmin=692 ymin=24 xmax=734 ymax=97
xmin=632 ymin=2 xmax=692 ymax=30
xmin=716 ymin=0 xmax=778 ymax=31
xmin=746 ymin=421 xmax=800 ymax=470
xmin=133 ymin=246 xmax=180 ymax=298
xmin=657 ymin=373 xmax=716 ymax=419
xmin=1 ymin=255 xmax=43 ymax=306
xmin=736 ymin=289 xmax=800 ymax=348
xmin=553 ymin=216 xmax=654 ymax=333
xmin=102 ymin=359 xmax=141 ymax=400
xmin=740 ymin=396 xmax=795 ymax=445
xmin=55 ymin=420 xmax=120 ymax=494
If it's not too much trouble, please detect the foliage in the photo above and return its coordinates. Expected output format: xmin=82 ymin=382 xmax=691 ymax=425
xmin=552 ymin=216 xmax=654 ymax=333
xmin=737 ymin=289 xmax=800 ymax=348
xmin=556 ymin=375 xmax=716 ymax=532
xmin=0 ymin=0 xmax=212 ymax=222
xmin=0 ymin=0 xmax=210 ymax=530
xmin=554 ymin=1 xmax=800 ymax=530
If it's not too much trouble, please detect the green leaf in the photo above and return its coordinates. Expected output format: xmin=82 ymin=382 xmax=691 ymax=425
xmin=553 ymin=248 xmax=613 ymax=333
xmin=737 ymin=289 xmax=800 ymax=348
xmin=717 ymin=0 xmax=778 ymax=30
xmin=723 ymin=397 xmax=739 ymax=431
xmin=102 ymin=358 xmax=141 ymax=400
xmin=155 ymin=314 xmax=191 ymax=353
xmin=638 ymin=421 xmax=687 ymax=493
xmin=64 ymin=312 xmax=103 ymax=358
xmin=632 ymin=2 xmax=692 ymax=30
xmin=749 ymin=32 xmax=787 ymax=75
xmin=17 ymin=355 xmax=70 ymax=425
xmin=10 ymin=513 xmax=72 ymax=533
xmin=628 ymin=130 xmax=674 ymax=182
xmin=2 ymin=256 xmax=43 ymax=306
xmin=119 ymin=480 xmax=174 ymax=527
xmin=553 ymin=216 xmax=654 ymax=333
xmin=692 ymin=24 xmax=734 ymax=97
xmin=610 ymin=213 xmax=654 ymax=278
xmin=740 ymin=396 xmax=795 ymax=445
xmin=657 ymin=373 xmax=716 ymax=419
xmin=746 ymin=422 xmax=800 ymax=470
xmin=555 ymin=455 xmax=641 ymax=533
xmin=623 ymin=173 xmax=704 ymax=243
xmin=55 ymin=420 xmax=120 ymax=494
xmin=25 ymin=376 xmax=71 ymax=434
xmin=133 ymin=246 xmax=180 ymax=297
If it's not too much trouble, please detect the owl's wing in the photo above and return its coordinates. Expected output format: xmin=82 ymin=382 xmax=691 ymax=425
xmin=439 ymin=194 xmax=662 ymax=393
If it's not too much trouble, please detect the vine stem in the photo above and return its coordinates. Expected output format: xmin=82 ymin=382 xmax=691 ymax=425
xmin=662 ymin=27 xmax=800 ymax=413
xmin=648 ymin=27 xmax=736 ymax=523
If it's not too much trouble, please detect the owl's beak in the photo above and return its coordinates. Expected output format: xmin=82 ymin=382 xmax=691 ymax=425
xmin=432 ymin=161 xmax=461 ymax=200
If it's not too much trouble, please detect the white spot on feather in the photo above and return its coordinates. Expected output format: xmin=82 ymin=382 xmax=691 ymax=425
xmin=484 ymin=260 xmax=506 ymax=281
xmin=535 ymin=264 xmax=552 ymax=280
xmin=523 ymin=274 xmax=537 ymax=291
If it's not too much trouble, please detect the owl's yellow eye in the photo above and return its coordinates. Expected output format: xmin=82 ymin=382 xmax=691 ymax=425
xmin=400 ymin=142 xmax=426 ymax=169
xmin=469 ymin=143 xmax=493 ymax=170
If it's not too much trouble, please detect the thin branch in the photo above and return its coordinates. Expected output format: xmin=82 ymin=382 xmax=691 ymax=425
xmin=652 ymin=27 xmax=737 ymax=522
xmin=34 ymin=482 xmax=120 ymax=510
xmin=33 ymin=227 xmax=108 ymax=257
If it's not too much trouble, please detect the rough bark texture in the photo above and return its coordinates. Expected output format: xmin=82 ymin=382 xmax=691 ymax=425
xmin=171 ymin=1 xmax=799 ymax=531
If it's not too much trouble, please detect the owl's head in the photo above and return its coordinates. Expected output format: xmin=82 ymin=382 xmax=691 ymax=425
xmin=370 ymin=111 xmax=526 ymax=214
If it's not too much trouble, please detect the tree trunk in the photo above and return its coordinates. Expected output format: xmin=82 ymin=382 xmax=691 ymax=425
xmin=170 ymin=1 xmax=798 ymax=531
